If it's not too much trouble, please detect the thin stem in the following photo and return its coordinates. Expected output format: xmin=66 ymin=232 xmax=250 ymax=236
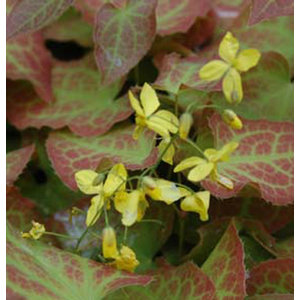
xmin=140 ymin=219 xmax=165 ymax=227
xmin=184 ymin=138 xmax=205 ymax=156
xmin=178 ymin=218 xmax=185 ymax=256
xmin=104 ymin=205 xmax=110 ymax=226
xmin=75 ymin=227 xmax=90 ymax=252
xmin=44 ymin=232 xmax=78 ymax=240
xmin=123 ymin=226 xmax=128 ymax=243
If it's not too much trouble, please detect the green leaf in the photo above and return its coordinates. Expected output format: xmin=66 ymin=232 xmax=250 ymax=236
xmin=94 ymin=0 xmax=157 ymax=84
xmin=6 ymin=225 xmax=152 ymax=299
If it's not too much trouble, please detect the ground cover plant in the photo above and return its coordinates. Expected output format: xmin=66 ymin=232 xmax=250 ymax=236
xmin=6 ymin=0 xmax=294 ymax=299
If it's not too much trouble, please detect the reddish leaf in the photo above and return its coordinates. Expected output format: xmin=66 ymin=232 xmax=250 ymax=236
xmin=156 ymin=0 xmax=210 ymax=36
xmin=7 ymin=0 xmax=73 ymax=39
xmin=74 ymin=0 xmax=105 ymax=24
xmin=7 ymin=55 xmax=131 ymax=137
xmin=203 ymin=114 xmax=294 ymax=205
xmin=202 ymin=220 xmax=246 ymax=299
xmin=7 ymin=225 xmax=152 ymax=299
xmin=154 ymin=52 xmax=220 ymax=94
xmin=6 ymin=145 xmax=35 ymax=187
xmin=249 ymin=0 xmax=294 ymax=25
xmin=275 ymin=237 xmax=293 ymax=258
xmin=107 ymin=259 xmax=216 ymax=299
xmin=246 ymin=258 xmax=294 ymax=295
xmin=247 ymin=295 xmax=294 ymax=300
xmin=94 ymin=0 xmax=157 ymax=84
xmin=46 ymin=125 xmax=157 ymax=189
xmin=7 ymin=31 xmax=53 ymax=103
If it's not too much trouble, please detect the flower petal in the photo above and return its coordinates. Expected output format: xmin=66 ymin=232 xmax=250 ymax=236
xmin=222 ymin=68 xmax=243 ymax=103
xmin=219 ymin=31 xmax=239 ymax=63
xmin=140 ymin=83 xmax=160 ymax=117
xmin=150 ymin=110 xmax=179 ymax=133
xmin=180 ymin=191 xmax=210 ymax=221
xmin=158 ymin=139 xmax=175 ymax=165
xmin=128 ymin=90 xmax=144 ymax=116
xmin=234 ymin=49 xmax=261 ymax=72
xmin=86 ymin=194 xmax=104 ymax=226
xmin=113 ymin=246 xmax=139 ymax=272
xmin=133 ymin=125 xmax=144 ymax=140
xmin=75 ymin=170 xmax=101 ymax=195
xmin=102 ymin=227 xmax=119 ymax=259
xmin=146 ymin=119 xmax=170 ymax=138
xmin=103 ymin=164 xmax=127 ymax=197
xmin=199 ymin=60 xmax=229 ymax=81
xmin=187 ymin=162 xmax=214 ymax=182
xmin=174 ymin=156 xmax=206 ymax=173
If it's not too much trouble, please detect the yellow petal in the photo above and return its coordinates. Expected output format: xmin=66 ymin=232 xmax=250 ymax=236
xmin=140 ymin=83 xmax=160 ymax=117
xmin=174 ymin=156 xmax=206 ymax=173
xmin=75 ymin=170 xmax=102 ymax=195
xmin=219 ymin=31 xmax=239 ymax=63
xmin=234 ymin=49 xmax=261 ymax=72
xmin=199 ymin=60 xmax=229 ymax=81
xmin=150 ymin=110 xmax=179 ymax=134
xmin=103 ymin=164 xmax=127 ymax=197
xmin=102 ymin=227 xmax=119 ymax=259
xmin=145 ymin=179 xmax=189 ymax=205
xmin=146 ymin=119 xmax=170 ymax=138
xmin=128 ymin=90 xmax=144 ymax=116
xmin=26 ymin=221 xmax=45 ymax=240
xmin=133 ymin=125 xmax=144 ymax=140
xmin=217 ymin=142 xmax=239 ymax=162
xmin=215 ymin=173 xmax=234 ymax=190
xmin=179 ymin=112 xmax=193 ymax=139
xmin=113 ymin=245 xmax=139 ymax=272
xmin=187 ymin=162 xmax=214 ymax=182
xmin=86 ymin=194 xmax=104 ymax=226
xmin=204 ymin=149 xmax=218 ymax=162
xmin=180 ymin=191 xmax=210 ymax=221
xmin=222 ymin=68 xmax=243 ymax=103
xmin=158 ymin=139 xmax=175 ymax=165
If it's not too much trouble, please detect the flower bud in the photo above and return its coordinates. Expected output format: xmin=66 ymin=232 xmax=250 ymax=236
xmin=179 ymin=112 xmax=193 ymax=139
xmin=222 ymin=109 xmax=243 ymax=130
xmin=102 ymin=227 xmax=118 ymax=259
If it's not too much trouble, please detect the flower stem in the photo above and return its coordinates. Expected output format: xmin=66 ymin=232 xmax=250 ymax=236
xmin=184 ymin=138 xmax=205 ymax=155
xmin=44 ymin=232 xmax=77 ymax=240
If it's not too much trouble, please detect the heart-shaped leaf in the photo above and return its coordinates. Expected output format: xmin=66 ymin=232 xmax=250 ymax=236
xmin=74 ymin=0 xmax=105 ymax=24
xmin=46 ymin=125 xmax=157 ymax=189
xmin=94 ymin=0 xmax=157 ymax=84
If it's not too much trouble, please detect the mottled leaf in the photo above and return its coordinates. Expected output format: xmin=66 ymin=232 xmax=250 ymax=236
xmin=154 ymin=52 xmax=219 ymax=94
xmin=246 ymin=258 xmax=294 ymax=295
xmin=74 ymin=0 xmax=105 ymax=24
xmin=6 ymin=145 xmax=35 ymax=186
xmin=7 ymin=225 xmax=152 ymax=299
xmin=247 ymin=294 xmax=294 ymax=300
xmin=249 ymin=0 xmax=293 ymax=25
xmin=46 ymin=125 xmax=157 ymax=189
xmin=156 ymin=0 xmax=210 ymax=36
xmin=275 ymin=237 xmax=293 ymax=258
xmin=94 ymin=0 xmax=157 ymax=84
xmin=7 ymin=32 xmax=53 ymax=103
xmin=7 ymin=0 xmax=73 ymax=39
xmin=7 ymin=55 xmax=131 ymax=137
xmin=212 ymin=52 xmax=293 ymax=122
xmin=106 ymin=259 xmax=216 ymax=299
xmin=202 ymin=220 xmax=246 ymax=299
xmin=203 ymin=114 xmax=294 ymax=205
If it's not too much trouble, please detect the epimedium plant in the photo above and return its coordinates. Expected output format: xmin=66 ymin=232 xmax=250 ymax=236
xmin=6 ymin=0 xmax=294 ymax=299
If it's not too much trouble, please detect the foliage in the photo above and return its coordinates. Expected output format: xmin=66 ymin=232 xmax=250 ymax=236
xmin=6 ymin=0 xmax=293 ymax=299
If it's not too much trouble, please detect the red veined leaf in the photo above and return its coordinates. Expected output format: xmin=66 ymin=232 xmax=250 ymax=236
xmin=247 ymin=295 xmax=294 ymax=300
xmin=94 ymin=0 xmax=157 ymax=85
xmin=46 ymin=125 xmax=158 ymax=189
xmin=202 ymin=220 xmax=246 ymax=299
xmin=7 ymin=225 xmax=152 ymax=299
xmin=248 ymin=0 xmax=294 ymax=25
xmin=246 ymin=258 xmax=294 ymax=295
xmin=73 ymin=0 xmax=105 ymax=24
xmin=202 ymin=114 xmax=294 ymax=205
xmin=7 ymin=0 xmax=73 ymax=39
xmin=7 ymin=31 xmax=53 ymax=103
xmin=6 ymin=145 xmax=35 ymax=187
xmin=7 ymin=55 xmax=131 ymax=137
xmin=156 ymin=0 xmax=210 ymax=36
xmin=106 ymin=259 xmax=216 ymax=299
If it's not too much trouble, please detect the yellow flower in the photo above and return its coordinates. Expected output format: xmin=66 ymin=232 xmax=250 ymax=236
xmin=114 ymin=190 xmax=149 ymax=227
xmin=21 ymin=221 xmax=45 ymax=240
xmin=75 ymin=164 xmax=127 ymax=227
xmin=142 ymin=176 xmax=189 ymax=205
xmin=199 ymin=32 xmax=261 ymax=103
xmin=102 ymin=227 xmax=119 ymax=259
xmin=180 ymin=191 xmax=210 ymax=221
xmin=158 ymin=137 xmax=175 ymax=165
xmin=174 ymin=142 xmax=238 ymax=189
xmin=179 ymin=112 xmax=193 ymax=139
xmin=129 ymin=83 xmax=179 ymax=139
xmin=113 ymin=245 xmax=139 ymax=273
xmin=222 ymin=109 xmax=243 ymax=129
